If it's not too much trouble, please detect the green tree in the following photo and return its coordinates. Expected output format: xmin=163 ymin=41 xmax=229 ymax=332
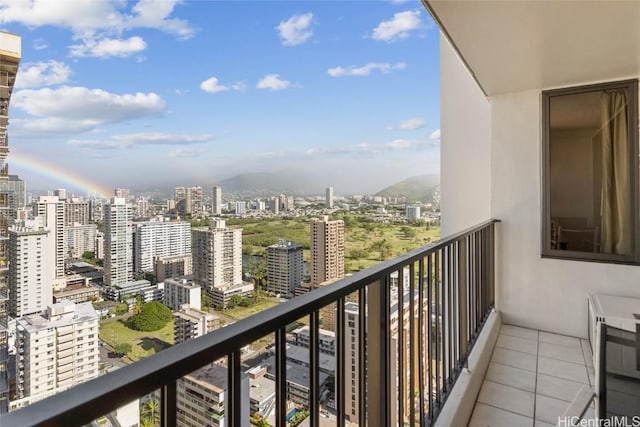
xmin=132 ymin=295 xmax=144 ymax=315
xmin=114 ymin=303 xmax=129 ymax=316
xmin=289 ymin=410 xmax=310 ymax=427
xmin=228 ymin=294 xmax=242 ymax=308
xmin=140 ymin=417 xmax=156 ymax=427
xmin=82 ymin=251 xmax=95 ymax=259
xmin=248 ymin=258 xmax=267 ymax=289
xmin=347 ymin=248 xmax=368 ymax=260
xmin=128 ymin=302 xmax=172 ymax=332
xmin=201 ymin=289 xmax=213 ymax=310
xmin=113 ymin=342 xmax=132 ymax=357
xmin=141 ymin=398 xmax=160 ymax=425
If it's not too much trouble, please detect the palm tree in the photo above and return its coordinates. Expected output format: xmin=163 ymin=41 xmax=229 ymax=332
xmin=141 ymin=398 xmax=160 ymax=425
xmin=140 ymin=416 xmax=156 ymax=427
xmin=132 ymin=295 xmax=144 ymax=315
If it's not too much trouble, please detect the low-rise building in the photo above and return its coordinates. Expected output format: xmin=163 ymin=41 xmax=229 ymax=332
xmin=15 ymin=301 xmax=99 ymax=402
xmin=164 ymin=277 xmax=201 ymax=311
xmin=53 ymin=284 xmax=100 ymax=304
xmin=103 ymin=280 xmax=162 ymax=303
xmin=154 ymin=254 xmax=193 ymax=282
xmin=246 ymin=367 xmax=275 ymax=418
xmin=177 ymin=364 xmax=248 ymax=427
xmin=207 ymin=282 xmax=254 ymax=309
xmin=173 ymin=304 xmax=220 ymax=345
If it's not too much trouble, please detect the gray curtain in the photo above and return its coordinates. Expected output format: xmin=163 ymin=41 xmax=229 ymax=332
xmin=600 ymin=89 xmax=631 ymax=255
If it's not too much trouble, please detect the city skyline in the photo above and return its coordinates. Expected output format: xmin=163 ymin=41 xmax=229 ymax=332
xmin=0 ymin=1 xmax=440 ymax=195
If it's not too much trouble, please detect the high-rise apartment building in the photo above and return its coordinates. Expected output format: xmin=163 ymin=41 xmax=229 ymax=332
xmin=15 ymin=301 xmax=99 ymax=402
xmin=0 ymin=32 xmax=20 ymax=413
xmin=114 ymin=188 xmax=130 ymax=201
xmin=343 ymin=282 xmax=414 ymax=424
xmin=65 ymin=223 xmax=97 ymax=259
xmin=310 ymin=216 xmax=345 ymax=285
xmin=266 ymin=240 xmax=303 ymax=297
xmin=234 ymin=201 xmax=246 ymax=216
xmin=134 ymin=197 xmax=149 ymax=218
xmin=89 ymin=198 xmax=104 ymax=222
xmin=34 ymin=196 xmax=65 ymax=287
xmin=212 ymin=186 xmax=222 ymax=215
xmin=406 ymin=205 xmax=421 ymax=220
xmin=65 ymin=198 xmax=90 ymax=225
xmin=275 ymin=194 xmax=294 ymax=212
xmin=174 ymin=186 xmax=203 ymax=217
xmin=192 ymin=219 xmax=242 ymax=289
xmin=269 ymin=197 xmax=279 ymax=214
xmin=154 ymin=254 xmax=193 ymax=282
xmin=173 ymin=304 xmax=220 ymax=345
xmin=51 ymin=189 xmax=66 ymax=200
xmin=104 ymin=197 xmax=133 ymax=287
xmin=0 ymin=174 xmax=26 ymax=216
xmin=133 ymin=219 xmax=191 ymax=273
xmin=8 ymin=220 xmax=53 ymax=317
xmin=325 ymin=186 xmax=334 ymax=209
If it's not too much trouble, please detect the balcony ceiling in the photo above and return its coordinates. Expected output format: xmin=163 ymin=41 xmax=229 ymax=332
xmin=426 ymin=1 xmax=640 ymax=96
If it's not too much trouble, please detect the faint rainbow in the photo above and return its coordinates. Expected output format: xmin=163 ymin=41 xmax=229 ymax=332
xmin=8 ymin=151 xmax=112 ymax=197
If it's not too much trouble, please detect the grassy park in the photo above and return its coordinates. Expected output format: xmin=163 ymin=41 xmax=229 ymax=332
xmin=99 ymin=317 xmax=174 ymax=362
xmin=229 ymin=215 xmax=440 ymax=273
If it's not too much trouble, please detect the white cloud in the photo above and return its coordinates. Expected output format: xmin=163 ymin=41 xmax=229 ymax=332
xmin=257 ymin=74 xmax=292 ymax=91
xmin=386 ymin=117 xmax=427 ymax=131
xmin=200 ymin=77 xmax=244 ymax=94
xmin=430 ymin=129 xmax=441 ymax=140
xmin=0 ymin=0 xmax=194 ymax=54
xmin=372 ymin=10 xmax=422 ymax=42
xmin=128 ymin=0 xmax=194 ymax=40
xmin=327 ymin=62 xmax=406 ymax=77
xmin=12 ymin=86 xmax=165 ymax=135
xmin=15 ymin=61 xmax=71 ymax=89
xmin=168 ymin=147 xmax=205 ymax=158
xmin=10 ymin=118 xmax=99 ymax=136
xmin=276 ymin=13 xmax=313 ymax=46
xmin=69 ymin=36 xmax=147 ymax=58
xmin=68 ymin=132 xmax=213 ymax=150
xmin=0 ymin=0 xmax=120 ymax=31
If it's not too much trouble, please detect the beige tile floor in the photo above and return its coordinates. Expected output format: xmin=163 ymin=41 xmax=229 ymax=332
xmin=468 ymin=325 xmax=595 ymax=427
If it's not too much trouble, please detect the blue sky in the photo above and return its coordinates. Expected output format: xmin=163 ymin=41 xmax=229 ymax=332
xmin=1 ymin=0 xmax=440 ymax=195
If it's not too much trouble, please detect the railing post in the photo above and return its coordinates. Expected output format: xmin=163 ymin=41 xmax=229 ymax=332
xmin=336 ymin=298 xmax=345 ymax=426
xmin=160 ymin=381 xmax=176 ymax=427
xmin=310 ymin=311 xmax=320 ymax=427
xmin=366 ymin=278 xmax=390 ymax=427
xmin=227 ymin=351 xmax=243 ymax=427
xmin=458 ymin=238 xmax=468 ymax=367
xmin=275 ymin=328 xmax=287 ymax=427
xmin=358 ymin=287 xmax=367 ymax=427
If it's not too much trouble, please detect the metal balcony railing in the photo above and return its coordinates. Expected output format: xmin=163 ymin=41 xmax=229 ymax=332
xmin=0 ymin=219 xmax=499 ymax=427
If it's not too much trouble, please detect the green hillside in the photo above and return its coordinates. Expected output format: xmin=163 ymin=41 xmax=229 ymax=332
xmin=375 ymin=174 xmax=439 ymax=202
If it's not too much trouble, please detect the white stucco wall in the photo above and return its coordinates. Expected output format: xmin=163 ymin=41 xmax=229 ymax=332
xmin=440 ymin=34 xmax=640 ymax=338
xmin=491 ymin=89 xmax=640 ymax=338
xmin=440 ymin=35 xmax=491 ymax=236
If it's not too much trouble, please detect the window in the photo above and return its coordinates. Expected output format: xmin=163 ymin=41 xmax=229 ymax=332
xmin=542 ymin=79 xmax=639 ymax=263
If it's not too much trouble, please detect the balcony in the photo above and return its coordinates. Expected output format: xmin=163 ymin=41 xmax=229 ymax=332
xmin=0 ymin=220 xmax=498 ymax=427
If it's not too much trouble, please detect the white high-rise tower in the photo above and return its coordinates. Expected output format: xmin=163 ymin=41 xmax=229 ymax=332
xmin=212 ymin=186 xmax=222 ymax=215
xmin=104 ymin=197 xmax=133 ymax=287
xmin=325 ymin=186 xmax=334 ymax=208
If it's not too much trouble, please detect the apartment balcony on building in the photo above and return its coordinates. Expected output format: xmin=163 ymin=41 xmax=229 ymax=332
xmin=2 ymin=2 xmax=640 ymax=427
